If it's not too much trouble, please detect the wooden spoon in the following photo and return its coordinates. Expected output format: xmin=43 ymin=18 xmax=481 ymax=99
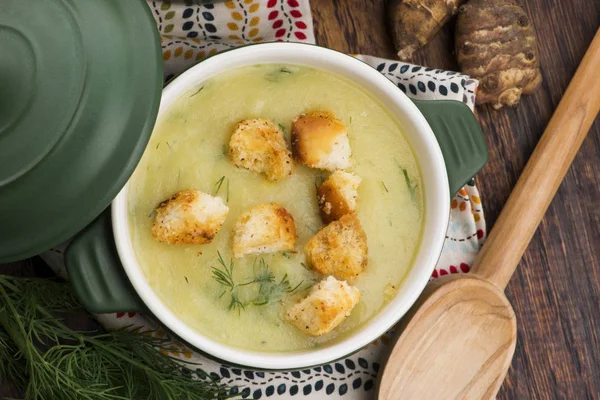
xmin=379 ymin=29 xmax=600 ymax=400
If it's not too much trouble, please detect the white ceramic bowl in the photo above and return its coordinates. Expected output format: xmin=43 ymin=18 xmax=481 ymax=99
xmin=112 ymin=42 xmax=450 ymax=369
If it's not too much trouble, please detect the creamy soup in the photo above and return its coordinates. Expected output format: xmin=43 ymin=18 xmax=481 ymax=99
xmin=128 ymin=64 xmax=424 ymax=351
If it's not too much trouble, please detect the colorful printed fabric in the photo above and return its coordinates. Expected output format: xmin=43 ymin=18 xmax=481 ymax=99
xmin=41 ymin=1 xmax=486 ymax=398
xmin=147 ymin=0 xmax=315 ymax=78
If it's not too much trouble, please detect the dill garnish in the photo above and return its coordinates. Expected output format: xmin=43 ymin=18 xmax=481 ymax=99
xmin=212 ymin=251 xmax=235 ymax=290
xmin=381 ymin=181 xmax=389 ymax=192
xmin=189 ymin=86 xmax=204 ymax=97
xmin=156 ymin=141 xmax=172 ymax=151
xmin=282 ymin=251 xmax=292 ymax=259
xmin=278 ymin=122 xmax=290 ymax=140
xmin=314 ymin=175 xmax=326 ymax=191
xmin=0 ymin=275 xmax=233 ymax=400
xmin=211 ymin=253 xmax=303 ymax=313
xmin=226 ymin=178 xmax=230 ymax=203
xmin=213 ymin=176 xmax=229 ymax=202
xmin=184 ymin=276 xmax=189 ymax=284
xmin=265 ymin=67 xmax=294 ymax=82
xmin=214 ymin=176 xmax=226 ymax=195
xmin=304 ymin=223 xmax=319 ymax=234
xmin=395 ymin=158 xmax=417 ymax=200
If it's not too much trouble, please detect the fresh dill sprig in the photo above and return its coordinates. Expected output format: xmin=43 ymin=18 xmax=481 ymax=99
xmin=189 ymin=86 xmax=204 ymax=97
xmin=211 ymin=255 xmax=303 ymax=312
xmin=252 ymin=273 xmax=300 ymax=306
xmin=214 ymin=176 xmax=226 ymax=196
xmin=227 ymin=291 xmax=245 ymax=313
xmin=213 ymin=176 xmax=230 ymax=202
xmin=226 ymin=178 xmax=230 ymax=203
xmin=314 ymin=175 xmax=326 ymax=191
xmin=395 ymin=158 xmax=418 ymax=200
xmin=278 ymin=122 xmax=290 ymax=141
xmin=381 ymin=181 xmax=389 ymax=193
xmin=212 ymin=251 xmax=235 ymax=290
xmin=155 ymin=141 xmax=173 ymax=151
xmin=265 ymin=67 xmax=294 ymax=82
xmin=251 ymin=259 xmax=275 ymax=286
xmin=277 ymin=123 xmax=287 ymax=134
xmin=0 ymin=275 xmax=234 ymax=400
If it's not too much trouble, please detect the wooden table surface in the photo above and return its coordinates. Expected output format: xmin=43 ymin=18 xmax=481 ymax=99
xmin=310 ymin=1 xmax=599 ymax=398
xmin=2 ymin=0 xmax=599 ymax=398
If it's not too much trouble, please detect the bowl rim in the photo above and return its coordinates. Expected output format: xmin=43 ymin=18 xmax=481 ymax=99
xmin=112 ymin=42 xmax=450 ymax=369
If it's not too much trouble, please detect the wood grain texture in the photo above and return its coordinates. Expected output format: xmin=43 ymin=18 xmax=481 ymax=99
xmin=379 ymin=276 xmax=517 ymax=400
xmin=1 ymin=0 xmax=599 ymax=398
xmin=474 ymin=29 xmax=600 ymax=290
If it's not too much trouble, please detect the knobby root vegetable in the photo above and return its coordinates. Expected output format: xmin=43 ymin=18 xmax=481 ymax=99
xmin=387 ymin=0 xmax=465 ymax=60
xmin=455 ymin=0 xmax=542 ymax=109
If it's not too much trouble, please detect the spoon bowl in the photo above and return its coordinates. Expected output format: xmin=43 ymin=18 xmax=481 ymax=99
xmin=379 ymin=276 xmax=516 ymax=399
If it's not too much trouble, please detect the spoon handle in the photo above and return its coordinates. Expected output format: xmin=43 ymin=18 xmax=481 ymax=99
xmin=472 ymin=29 xmax=600 ymax=290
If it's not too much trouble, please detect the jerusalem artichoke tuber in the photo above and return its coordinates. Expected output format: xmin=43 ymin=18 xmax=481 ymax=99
xmin=455 ymin=0 xmax=542 ymax=109
xmin=387 ymin=0 xmax=465 ymax=60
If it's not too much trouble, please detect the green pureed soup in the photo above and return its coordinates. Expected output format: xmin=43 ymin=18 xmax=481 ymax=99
xmin=128 ymin=64 xmax=424 ymax=351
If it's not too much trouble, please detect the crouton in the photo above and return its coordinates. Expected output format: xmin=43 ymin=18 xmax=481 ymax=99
xmin=285 ymin=276 xmax=360 ymax=336
xmin=317 ymin=171 xmax=362 ymax=224
xmin=291 ymin=111 xmax=351 ymax=171
xmin=228 ymin=118 xmax=293 ymax=181
xmin=233 ymin=203 xmax=296 ymax=257
xmin=152 ymin=189 xmax=229 ymax=245
xmin=305 ymin=214 xmax=368 ymax=280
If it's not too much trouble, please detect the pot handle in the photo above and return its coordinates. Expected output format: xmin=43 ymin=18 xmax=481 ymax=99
xmin=65 ymin=210 xmax=146 ymax=313
xmin=412 ymin=99 xmax=488 ymax=197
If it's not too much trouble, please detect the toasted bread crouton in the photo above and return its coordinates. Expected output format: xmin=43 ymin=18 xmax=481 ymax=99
xmin=291 ymin=111 xmax=351 ymax=171
xmin=305 ymin=214 xmax=368 ymax=280
xmin=152 ymin=190 xmax=229 ymax=245
xmin=286 ymin=276 xmax=360 ymax=336
xmin=317 ymin=171 xmax=362 ymax=224
xmin=233 ymin=203 xmax=296 ymax=257
xmin=229 ymin=119 xmax=293 ymax=181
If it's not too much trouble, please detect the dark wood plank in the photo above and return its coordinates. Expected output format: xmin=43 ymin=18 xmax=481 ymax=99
xmin=2 ymin=1 xmax=599 ymax=398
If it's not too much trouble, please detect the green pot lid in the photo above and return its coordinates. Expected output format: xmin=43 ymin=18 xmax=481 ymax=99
xmin=0 ymin=0 xmax=162 ymax=262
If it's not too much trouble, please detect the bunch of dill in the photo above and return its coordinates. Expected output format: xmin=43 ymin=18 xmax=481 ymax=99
xmin=0 ymin=275 xmax=234 ymax=400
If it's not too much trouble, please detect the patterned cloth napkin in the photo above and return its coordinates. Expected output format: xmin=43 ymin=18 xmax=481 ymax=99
xmin=42 ymin=1 xmax=486 ymax=398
